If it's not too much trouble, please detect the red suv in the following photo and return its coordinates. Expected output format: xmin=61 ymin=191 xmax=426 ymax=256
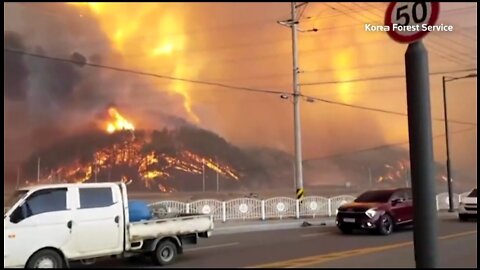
xmin=336 ymin=188 xmax=413 ymax=235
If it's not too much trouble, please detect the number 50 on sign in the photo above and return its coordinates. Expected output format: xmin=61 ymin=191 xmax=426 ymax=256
xmin=385 ymin=2 xmax=440 ymax=43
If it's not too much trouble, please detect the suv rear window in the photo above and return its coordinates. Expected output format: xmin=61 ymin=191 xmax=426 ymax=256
xmin=468 ymin=188 xmax=477 ymax=198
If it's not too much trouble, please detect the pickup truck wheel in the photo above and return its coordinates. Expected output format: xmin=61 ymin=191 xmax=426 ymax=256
xmin=152 ymin=240 xmax=177 ymax=266
xmin=26 ymin=249 xmax=64 ymax=268
xmin=378 ymin=214 xmax=394 ymax=236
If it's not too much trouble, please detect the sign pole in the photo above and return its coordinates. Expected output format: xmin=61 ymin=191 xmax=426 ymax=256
xmin=405 ymin=41 xmax=438 ymax=268
xmin=385 ymin=2 xmax=441 ymax=267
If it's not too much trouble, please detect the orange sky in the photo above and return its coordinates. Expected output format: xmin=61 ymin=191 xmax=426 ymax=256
xmin=4 ymin=2 xmax=477 ymax=182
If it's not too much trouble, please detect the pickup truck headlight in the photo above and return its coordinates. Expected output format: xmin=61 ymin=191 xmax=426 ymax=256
xmin=365 ymin=208 xmax=378 ymax=218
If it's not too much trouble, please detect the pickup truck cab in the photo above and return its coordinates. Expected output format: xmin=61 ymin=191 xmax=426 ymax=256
xmin=4 ymin=182 xmax=214 ymax=268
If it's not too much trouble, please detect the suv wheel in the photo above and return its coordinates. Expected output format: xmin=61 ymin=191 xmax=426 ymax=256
xmin=459 ymin=214 xmax=468 ymax=222
xmin=378 ymin=214 xmax=394 ymax=235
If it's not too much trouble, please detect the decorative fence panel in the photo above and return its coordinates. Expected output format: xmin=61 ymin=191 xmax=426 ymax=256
xmin=149 ymin=200 xmax=187 ymax=215
xmin=299 ymin=196 xmax=329 ymax=218
xmin=189 ymin=199 xmax=223 ymax=221
xmin=144 ymin=190 xmax=473 ymax=222
xmin=225 ymin=198 xmax=263 ymax=221
xmin=264 ymin=197 xmax=297 ymax=219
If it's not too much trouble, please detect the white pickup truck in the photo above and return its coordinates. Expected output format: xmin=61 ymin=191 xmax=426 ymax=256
xmin=4 ymin=182 xmax=214 ymax=268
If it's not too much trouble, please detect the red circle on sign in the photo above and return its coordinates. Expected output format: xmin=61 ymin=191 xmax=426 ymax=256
xmin=385 ymin=2 xmax=440 ymax=43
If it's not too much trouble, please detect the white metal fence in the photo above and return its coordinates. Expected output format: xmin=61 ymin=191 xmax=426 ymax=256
xmin=225 ymin=198 xmax=262 ymax=221
xmin=148 ymin=192 xmax=469 ymax=222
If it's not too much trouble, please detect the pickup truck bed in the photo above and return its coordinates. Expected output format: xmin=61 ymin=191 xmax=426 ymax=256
xmin=129 ymin=214 xmax=214 ymax=242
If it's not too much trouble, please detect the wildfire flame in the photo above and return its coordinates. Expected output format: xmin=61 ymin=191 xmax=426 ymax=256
xmin=68 ymin=3 xmax=200 ymax=124
xmin=377 ymin=160 xmax=450 ymax=185
xmin=105 ymin=107 xmax=135 ymax=134
xmin=377 ymin=160 xmax=410 ymax=183
xmin=33 ymin=131 xmax=240 ymax=192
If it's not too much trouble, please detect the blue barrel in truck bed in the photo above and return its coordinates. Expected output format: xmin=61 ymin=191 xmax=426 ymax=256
xmin=128 ymin=200 xmax=152 ymax=222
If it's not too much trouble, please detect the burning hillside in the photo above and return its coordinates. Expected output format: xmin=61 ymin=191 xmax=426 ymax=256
xmin=21 ymin=107 xmax=244 ymax=192
xmin=304 ymin=147 xmax=452 ymax=190
xmin=19 ymin=107 xmax=456 ymax=193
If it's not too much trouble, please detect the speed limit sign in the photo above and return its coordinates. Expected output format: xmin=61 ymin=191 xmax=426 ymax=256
xmin=385 ymin=2 xmax=440 ymax=43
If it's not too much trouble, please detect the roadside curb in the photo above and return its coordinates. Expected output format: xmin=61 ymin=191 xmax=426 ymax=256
xmin=213 ymin=218 xmax=336 ymax=235
xmin=211 ymin=212 xmax=461 ymax=236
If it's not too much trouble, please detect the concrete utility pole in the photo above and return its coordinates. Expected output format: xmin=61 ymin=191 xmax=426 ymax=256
xmin=278 ymin=2 xmax=317 ymax=200
xmin=442 ymin=75 xmax=454 ymax=212
xmin=291 ymin=2 xmax=304 ymax=201
xmin=442 ymin=73 xmax=477 ymax=212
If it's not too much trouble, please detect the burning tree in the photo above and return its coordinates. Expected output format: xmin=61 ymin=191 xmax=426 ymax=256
xmin=377 ymin=159 xmax=411 ymax=185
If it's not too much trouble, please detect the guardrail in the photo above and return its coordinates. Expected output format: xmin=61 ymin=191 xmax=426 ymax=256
xmin=149 ymin=192 xmax=469 ymax=222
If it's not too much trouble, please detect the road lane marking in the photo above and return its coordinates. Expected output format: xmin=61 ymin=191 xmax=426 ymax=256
xmin=438 ymin=230 xmax=477 ymax=240
xmin=300 ymin=232 xmax=331 ymax=237
xmin=185 ymin=242 xmax=239 ymax=252
xmin=248 ymin=230 xmax=477 ymax=268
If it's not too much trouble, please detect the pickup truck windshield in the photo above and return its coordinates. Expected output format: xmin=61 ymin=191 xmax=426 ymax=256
xmin=4 ymin=190 xmax=28 ymax=214
xmin=468 ymin=188 xmax=477 ymax=198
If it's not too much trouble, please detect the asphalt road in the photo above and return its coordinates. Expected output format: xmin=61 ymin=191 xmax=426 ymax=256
xmin=76 ymin=216 xmax=477 ymax=268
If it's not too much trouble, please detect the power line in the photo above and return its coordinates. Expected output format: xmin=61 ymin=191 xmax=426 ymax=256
xmin=304 ymin=126 xmax=476 ymax=162
xmin=301 ymin=68 xmax=477 ymax=86
xmin=17 ymin=4 xmax=470 ymax=70
xmin=310 ymin=69 xmax=477 ymax=97
xmin=303 ymin=61 xmax=405 ymax=74
xmin=428 ymin=33 xmax=476 ymax=52
xmin=425 ymin=39 xmax=477 ymax=65
xmin=298 ymin=2 xmax=308 ymax=20
xmin=203 ymin=61 xmax=407 ymax=84
xmin=10 ymin=2 xmax=285 ymax=46
xmin=325 ymin=3 xmax=378 ymax=26
xmin=15 ymin=2 xmax=400 ymax=62
xmin=337 ymin=2 xmax=381 ymax=24
xmin=208 ymin=65 xmax=476 ymax=87
xmin=16 ymin=2 xmax=475 ymax=67
xmin=326 ymin=3 xmax=477 ymax=66
xmin=442 ymin=22 xmax=477 ymax=41
xmin=300 ymin=94 xmax=477 ymax=126
xmin=4 ymin=48 xmax=286 ymax=96
xmin=306 ymin=3 xmax=386 ymax=21
xmin=4 ymin=48 xmax=477 ymax=127
xmin=441 ymin=5 xmax=478 ymax=15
